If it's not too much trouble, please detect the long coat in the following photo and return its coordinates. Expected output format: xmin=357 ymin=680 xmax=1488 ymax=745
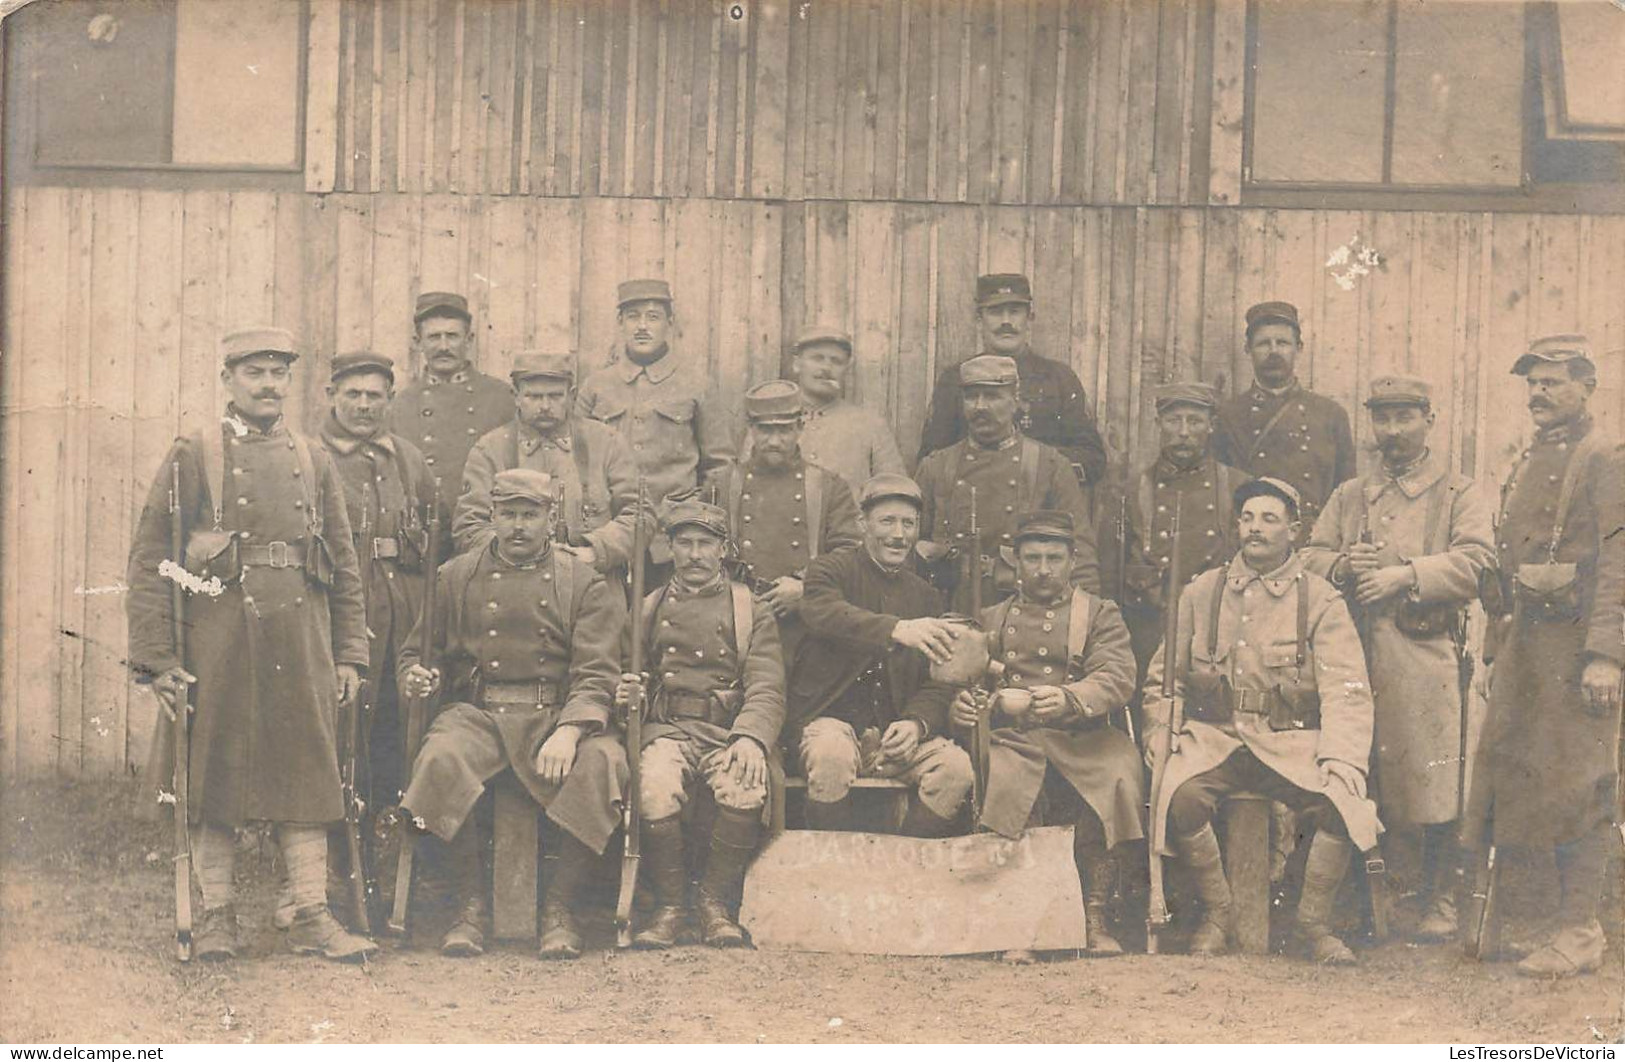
xmin=977 ymin=590 xmax=1144 ymax=846
xmin=390 ymin=366 xmax=515 ymax=535
xmin=1141 ymin=553 xmax=1381 ymax=855
xmin=1467 ymin=417 xmax=1625 ymax=848
xmin=129 ymin=414 xmax=369 ymax=826
xmin=1301 ymin=451 xmax=1494 ymax=825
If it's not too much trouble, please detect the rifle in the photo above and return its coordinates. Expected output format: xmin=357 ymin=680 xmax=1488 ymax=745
xmin=1114 ymin=493 xmax=1140 ymax=749
xmin=966 ymin=487 xmax=994 ymax=818
xmin=616 ymin=475 xmax=649 ymax=949
xmin=167 ymin=460 xmax=194 ymax=963
xmin=340 ymin=508 xmax=374 ymax=935
xmin=387 ymin=483 xmax=442 ymax=937
xmin=1146 ymin=494 xmax=1185 ymax=955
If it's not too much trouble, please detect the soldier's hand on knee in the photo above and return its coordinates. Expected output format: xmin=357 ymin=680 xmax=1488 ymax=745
xmin=723 ymin=737 xmax=768 ymax=790
xmin=891 ymin=617 xmax=960 ymax=665
xmin=335 ymin=665 xmax=363 ymax=709
xmin=152 ymin=667 xmax=197 ymax=721
xmin=879 ymin=718 xmax=924 ymax=763
xmin=950 ymin=689 xmax=980 ymax=730
xmin=403 ymin=665 xmax=440 ymax=699
xmin=535 ymin=725 xmax=582 ymax=785
xmin=1580 ymin=658 xmax=1623 ymax=717
xmin=1320 ymin=759 xmax=1367 ymax=800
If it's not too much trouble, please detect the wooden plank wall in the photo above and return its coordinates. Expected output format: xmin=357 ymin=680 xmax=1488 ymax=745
xmin=321 ymin=0 xmax=1216 ymax=204
xmin=4 ymin=184 xmax=1624 ymax=778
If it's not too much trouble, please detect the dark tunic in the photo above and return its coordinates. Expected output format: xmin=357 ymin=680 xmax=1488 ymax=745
xmin=1468 ymin=417 xmax=1625 ymax=848
xmin=129 ymin=414 xmax=369 ymax=826
xmin=789 ymin=546 xmax=954 ymax=745
xmin=978 ymin=591 xmax=1145 ymax=846
xmin=1215 ymin=380 xmax=1356 ymax=540
xmin=390 ymin=366 xmax=514 ymax=532
xmin=918 ymin=349 xmax=1108 ymax=488
xmin=704 ymin=457 xmax=862 ymax=586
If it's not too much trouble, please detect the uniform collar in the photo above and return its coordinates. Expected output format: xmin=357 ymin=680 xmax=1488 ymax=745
xmin=1365 ymin=447 xmax=1443 ymax=502
xmin=223 ymin=405 xmax=285 ymax=438
xmin=321 ymin=412 xmax=396 ymax=455
xmin=1226 ymin=551 xmax=1303 ymax=597
xmin=517 ymin=418 xmax=572 ymax=454
xmin=745 ymin=451 xmax=804 ymax=476
xmin=803 ymin=396 xmax=847 ymax=420
xmin=424 ymin=367 xmax=472 ymax=386
xmin=489 ymin=537 xmax=553 ymax=570
xmin=667 ymin=571 xmax=729 ymax=597
xmin=1153 ymin=451 xmax=1213 ymax=481
xmin=862 ymin=545 xmax=908 ymax=577
xmin=618 ymin=349 xmax=679 ymax=384
xmin=1250 ymin=378 xmax=1301 ymax=402
xmin=968 ymin=431 xmax=1021 ymax=453
xmin=1535 ymin=413 xmax=1593 ymax=446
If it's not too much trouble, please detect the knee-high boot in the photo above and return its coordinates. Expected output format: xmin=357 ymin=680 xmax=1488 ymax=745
xmin=1294 ymin=830 xmax=1355 ymax=965
xmin=1174 ymin=823 xmax=1232 ymax=956
xmin=696 ymin=806 xmax=761 ymax=948
xmin=633 ymin=815 xmax=687 ymax=949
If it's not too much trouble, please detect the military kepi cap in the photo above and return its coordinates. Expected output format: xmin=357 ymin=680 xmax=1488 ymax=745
xmin=1245 ymin=301 xmax=1300 ymax=330
xmin=745 ymin=380 xmax=804 ymax=424
xmin=791 ymin=323 xmax=853 ymax=355
xmin=959 ymin=354 xmax=1020 ymax=388
xmin=664 ymin=497 xmax=729 ymax=538
xmin=1512 ymin=334 xmax=1595 ymax=377
xmin=222 ymin=326 xmax=299 ymax=367
xmin=415 ymin=291 xmax=470 ymax=323
xmin=1012 ymin=509 xmax=1075 ymax=546
xmin=330 ymin=351 xmax=395 ymax=385
xmin=490 ymin=468 xmax=557 ymax=506
xmin=617 ymin=278 xmax=673 ymax=308
xmin=859 ymin=472 xmax=924 ymax=511
xmin=1154 ymin=382 xmax=1218 ymax=414
xmin=1365 ymin=375 xmax=1432 ymax=409
xmin=976 ymin=273 xmax=1033 ymax=309
xmin=510 ymin=351 xmax=576 ymax=385
xmin=1234 ymin=475 xmax=1302 ymax=518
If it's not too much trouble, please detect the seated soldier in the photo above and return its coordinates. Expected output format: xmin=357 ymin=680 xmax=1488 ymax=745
xmin=614 ymin=498 xmax=785 ymax=950
xmin=1143 ymin=477 xmax=1381 ymax=964
xmin=397 ymin=469 xmax=630 ymax=960
xmin=951 ymin=510 xmax=1143 ymax=960
xmin=788 ymin=473 xmax=975 ymax=835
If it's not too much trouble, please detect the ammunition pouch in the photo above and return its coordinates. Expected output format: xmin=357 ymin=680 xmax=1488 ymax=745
xmin=1271 ymin=678 xmax=1322 ymax=731
xmin=1513 ymin=562 xmax=1582 ymax=623
xmin=1181 ymin=668 xmax=1320 ymax=731
xmin=305 ymin=533 xmax=338 ymax=588
xmin=1182 ymin=667 xmax=1231 ymax=723
xmin=184 ymin=528 xmax=240 ymax=583
xmin=1394 ymin=600 xmax=1461 ymax=640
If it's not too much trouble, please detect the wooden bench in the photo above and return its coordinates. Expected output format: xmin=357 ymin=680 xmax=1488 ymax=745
xmin=771 ymin=776 xmax=913 ymax=834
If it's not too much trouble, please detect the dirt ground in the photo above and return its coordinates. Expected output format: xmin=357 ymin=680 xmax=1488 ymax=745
xmin=2 ymin=780 xmax=1621 ymax=1044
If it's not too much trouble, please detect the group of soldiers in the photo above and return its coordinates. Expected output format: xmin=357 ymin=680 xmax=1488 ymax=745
xmin=126 ymin=273 xmax=1623 ymax=981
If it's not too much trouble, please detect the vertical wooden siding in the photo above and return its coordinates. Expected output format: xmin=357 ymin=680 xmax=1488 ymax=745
xmin=317 ymin=0 xmax=1219 ymax=204
xmin=4 ymin=184 xmax=1623 ymax=777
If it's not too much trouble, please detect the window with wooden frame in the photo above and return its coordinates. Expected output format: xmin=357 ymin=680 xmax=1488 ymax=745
xmin=1241 ymin=0 xmax=1624 ymax=211
xmin=5 ymin=0 xmax=306 ymax=184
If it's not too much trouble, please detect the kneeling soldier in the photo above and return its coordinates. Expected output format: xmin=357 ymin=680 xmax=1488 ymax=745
xmin=952 ymin=510 xmax=1143 ymax=958
xmin=789 ymin=474 xmax=975 ymax=835
xmin=1144 ymin=477 xmax=1381 ymax=963
xmin=615 ymin=498 xmax=785 ymax=949
xmin=397 ymin=469 xmax=629 ymax=959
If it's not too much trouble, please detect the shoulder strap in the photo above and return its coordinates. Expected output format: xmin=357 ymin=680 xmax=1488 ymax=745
xmin=731 ymin=582 xmax=754 ymax=661
xmin=553 ymin=548 xmax=577 ymax=634
xmin=1420 ymin=477 xmax=1454 ymax=558
xmin=507 ymin=419 xmax=521 ymax=471
xmin=1020 ymin=438 xmax=1041 ymax=507
xmin=290 ymin=431 xmax=321 ymax=534
xmin=387 ymin=436 xmax=420 ymax=516
xmin=806 ymin=468 xmax=824 ymax=560
xmin=938 ymin=447 xmax=961 ymax=540
xmin=1207 ymin=564 xmax=1226 ymax=658
xmin=988 ymin=598 xmax=1016 ymax=659
xmin=642 ymin=584 xmax=670 ymax=661
xmin=1295 ymin=572 xmax=1309 ymax=668
xmin=1550 ymin=431 xmax=1606 ymax=557
xmin=1249 ymin=394 xmax=1298 ymax=458
xmin=198 ymin=425 xmax=226 ymax=529
xmin=1134 ymin=469 xmax=1155 ymax=551
xmin=726 ymin=466 xmax=745 ymax=537
xmin=1066 ymin=589 xmax=1094 ymax=665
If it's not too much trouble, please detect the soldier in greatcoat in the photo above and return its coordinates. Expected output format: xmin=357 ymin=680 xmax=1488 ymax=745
xmin=1468 ymin=335 xmax=1624 ymax=978
xmin=613 ymin=498 xmax=785 ymax=949
xmin=391 ymin=292 xmax=514 ymax=541
xmin=1301 ymin=375 xmax=1493 ymax=942
xmin=789 ymin=474 xmax=975 ymax=835
xmin=127 ymin=327 xmax=376 ymax=962
xmin=454 ymin=351 xmax=644 ymax=574
xmin=396 ymin=469 xmax=629 ymax=960
xmin=1215 ymin=301 xmax=1357 ymax=542
xmin=916 ymin=355 xmax=1100 ymax=613
xmin=952 ymin=509 xmax=1144 ymax=959
xmin=703 ymin=380 xmax=862 ymax=668
xmin=1144 ymin=477 xmax=1382 ymax=964
xmin=918 ymin=274 xmax=1108 ymax=490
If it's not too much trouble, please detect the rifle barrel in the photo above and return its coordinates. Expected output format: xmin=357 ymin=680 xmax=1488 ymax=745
xmin=388 ymin=483 xmax=441 ymax=936
xmin=616 ymin=477 xmax=648 ymax=948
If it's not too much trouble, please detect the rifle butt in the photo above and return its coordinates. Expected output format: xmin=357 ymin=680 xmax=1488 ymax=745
xmin=615 ymin=850 xmax=640 ymax=949
xmin=173 ymin=693 xmax=193 ymax=962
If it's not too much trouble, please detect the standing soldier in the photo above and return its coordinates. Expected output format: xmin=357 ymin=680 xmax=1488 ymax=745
xmin=918 ymin=274 xmax=1108 ymax=490
xmin=951 ymin=510 xmax=1144 ymax=959
xmin=1144 ymin=477 xmax=1382 ymax=963
xmin=766 ymin=324 xmax=906 ymax=497
xmin=317 ymin=352 xmax=436 ymax=904
xmin=574 ymin=278 xmax=735 ymax=521
xmin=454 ymin=351 xmax=643 ymax=575
xmin=127 ymin=327 xmax=376 ymax=962
xmin=789 ymin=474 xmax=975 ymax=836
xmin=396 ymin=469 xmax=629 ymax=960
xmin=1301 ymin=376 xmax=1493 ymax=942
xmin=613 ymin=498 xmax=785 ymax=950
xmin=1469 ymin=336 xmax=1624 ymax=978
xmin=915 ymin=355 xmax=1100 ymax=614
xmin=391 ymin=292 xmax=513 ymax=539
xmin=1215 ymin=302 xmax=1356 ymax=541
xmin=1098 ymin=382 xmax=1249 ymax=684
xmin=704 ymin=380 xmax=862 ymax=667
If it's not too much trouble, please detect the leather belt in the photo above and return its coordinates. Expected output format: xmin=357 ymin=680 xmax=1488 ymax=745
xmin=666 ymin=691 xmax=714 ymax=721
xmin=1230 ymin=688 xmax=1274 ymax=716
xmin=239 ymin=541 xmax=303 ymax=569
xmin=479 ymin=680 xmax=559 ymax=714
xmin=371 ymin=537 xmax=401 ymax=559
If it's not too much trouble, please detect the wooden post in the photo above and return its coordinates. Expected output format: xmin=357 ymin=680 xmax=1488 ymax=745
xmin=491 ymin=773 xmax=540 ymax=941
xmin=1222 ymin=793 xmax=1272 ymax=955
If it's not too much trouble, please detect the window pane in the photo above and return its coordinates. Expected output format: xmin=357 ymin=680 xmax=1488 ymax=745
xmin=1555 ymin=1 xmax=1625 ymax=130
xmin=1250 ymin=0 xmax=1389 ymax=184
xmin=1390 ymin=1 xmax=1523 ymax=187
xmin=170 ymin=0 xmax=302 ymax=168
xmin=29 ymin=0 xmax=175 ymax=166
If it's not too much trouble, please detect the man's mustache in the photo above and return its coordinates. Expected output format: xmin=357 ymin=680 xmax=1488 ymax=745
xmin=253 ymin=392 xmax=282 ymax=400
xmin=995 ymin=325 xmax=1018 ymax=335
